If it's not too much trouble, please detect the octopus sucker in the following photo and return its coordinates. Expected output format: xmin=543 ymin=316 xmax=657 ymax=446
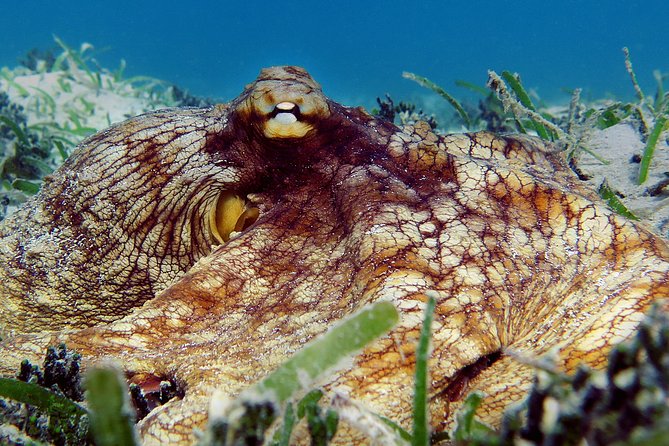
xmin=1 ymin=65 xmax=668 ymax=445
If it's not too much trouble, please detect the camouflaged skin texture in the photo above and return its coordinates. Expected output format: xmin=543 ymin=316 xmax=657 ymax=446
xmin=1 ymin=66 xmax=668 ymax=445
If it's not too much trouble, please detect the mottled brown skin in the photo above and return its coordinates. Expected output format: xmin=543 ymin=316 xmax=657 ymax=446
xmin=1 ymin=66 xmax=669 ymax=444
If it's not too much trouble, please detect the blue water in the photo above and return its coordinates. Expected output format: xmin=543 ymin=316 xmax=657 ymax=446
xmin=1 ymin=0 xmax=668 ymax=109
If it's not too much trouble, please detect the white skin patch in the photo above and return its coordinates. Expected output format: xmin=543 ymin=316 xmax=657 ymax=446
xmin=273 ymin=101 xmax=299 ymax=124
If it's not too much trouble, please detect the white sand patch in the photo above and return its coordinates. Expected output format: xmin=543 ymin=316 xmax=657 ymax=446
xmin=1 ymin=70 xmax=173 ymax=140
xmin=577 ymin=121 xmax=669 ymax=235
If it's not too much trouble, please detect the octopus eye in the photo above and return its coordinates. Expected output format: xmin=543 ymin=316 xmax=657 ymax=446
xmin=237 ymin=68 xmax=330 ymax=139
xmin=264 ymin=101 xmax=314 ymax=139
xmin=208 ymin=191 xmax=259 ymax=244
xmin=270 ymin=101 xmax=301 ymax=124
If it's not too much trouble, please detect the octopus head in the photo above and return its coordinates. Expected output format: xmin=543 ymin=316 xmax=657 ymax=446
xmin=235 ymin=66 xmax=331 ymax=140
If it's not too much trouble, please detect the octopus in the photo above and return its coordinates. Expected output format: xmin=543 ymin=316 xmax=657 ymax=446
xmin=0 ymin=66 xmax=668 ymax=445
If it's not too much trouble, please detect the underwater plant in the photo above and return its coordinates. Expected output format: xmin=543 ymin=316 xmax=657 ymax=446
xmin=0 ymin=91 xmax=56 ymax=218
xmin=373 ymin=93 xmax=438 ymax=129
xmin=0 ymin=344 xmax=89 ymax=445
xmin=620 ymin=47 xmax=669 ymax=185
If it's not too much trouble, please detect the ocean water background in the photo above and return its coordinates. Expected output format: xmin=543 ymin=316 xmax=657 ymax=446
xmin=1 ymin=0 xmax=668 ymax=111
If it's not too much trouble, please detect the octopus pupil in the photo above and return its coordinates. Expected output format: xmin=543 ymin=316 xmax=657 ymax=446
xmin=270 ymin=104 xmax=300 ymax=119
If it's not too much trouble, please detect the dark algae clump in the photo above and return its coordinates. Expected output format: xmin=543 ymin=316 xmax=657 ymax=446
xmin=0 ymin=91 xmax=55 ymax=218
xmin=0 ymin=344 xmax=90 ymax=445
